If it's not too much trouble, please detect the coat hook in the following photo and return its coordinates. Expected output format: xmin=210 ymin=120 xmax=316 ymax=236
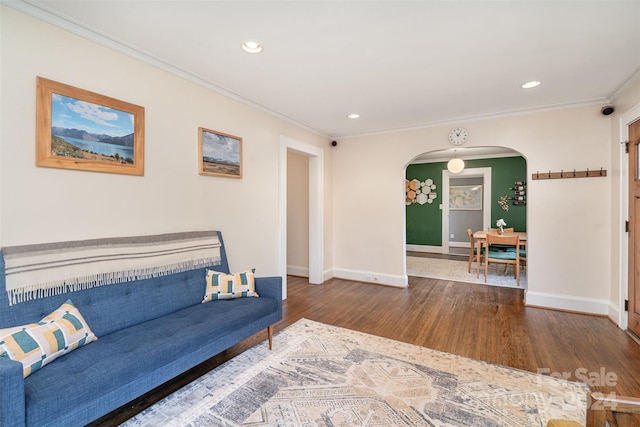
xmin=587 ymin=168 xmax=590 ymax=177
xmin=561 ymin=169 xmax=564 ymax=178
xmin=600 ymin=167 xmax=603 ymax=176
xmin=536 ymin=171 xmax=539 ymax=179
xmin=573 ymin=169 xmax=576 ymax=177
xmin=548 ymin=170 xmax=551 ymax=178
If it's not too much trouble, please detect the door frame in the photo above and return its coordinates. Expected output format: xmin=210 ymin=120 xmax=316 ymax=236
xmin=620 ymin=104 xmax=640 ymax=329
xmin=279 ymin=135 xmax=324 ymax=299
xmin=441 ymin=167 xmax=492 ymax=253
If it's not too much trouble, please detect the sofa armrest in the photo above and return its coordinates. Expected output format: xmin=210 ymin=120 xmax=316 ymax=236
xmin=0 ymin=357 xmax=25 ymax=427
xmin=255 ymin=276 xmax=283 ymax=303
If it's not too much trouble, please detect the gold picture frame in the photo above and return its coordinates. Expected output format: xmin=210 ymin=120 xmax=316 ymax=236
xmin=36 ymin=77 xmax=144 ymax=175
xmin=198 ymin=127 xmax=243 ymax=178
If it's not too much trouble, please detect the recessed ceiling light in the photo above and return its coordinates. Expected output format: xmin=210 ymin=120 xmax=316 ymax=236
xmin=347 ymin=113 xmax=360 ymax=119
xmin=242 ymin=41 xmax=262 ymax=54
xmin=521 ymin=81 xmax=541 ymax=89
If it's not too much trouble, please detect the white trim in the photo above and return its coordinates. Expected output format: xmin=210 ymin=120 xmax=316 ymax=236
xmin=279 ymin=136 xmax=325 ymax=300
xmin=609 ymin=303 xmax=620 ymax=327
xmin=287 ymin=265 xmax=309 ymax=277
xmin=333 ymin=268 xmax=408 ymax=288
xmin=449 ymin=242 xmax=469 ymax=248
xmin=442 ymin=167 xmax=492 ymax=253
xmin=412 ymin=153 xmax=520 ymax=165
xmin=618 ymin=103 xmax=640 ymax=329
xmin=406 ymin=244 xmax=443 ymax=253
xmin=6 ymin=0 xmax=624 ymax=142
xmin=526 ymin=291 xmax=610 ymax=316
xmin=336 ymin=98 xmax=608 ymax=140
xmin=5 ymin=0 xmax=329 ymax=138
xmin=609 ymin=66 xmax=640 ymax=102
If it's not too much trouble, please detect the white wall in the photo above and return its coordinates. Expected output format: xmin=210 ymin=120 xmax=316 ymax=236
xmin=0 ymin=7 xmax=330 ymax=278
xmin=286 ymin=151 xmax=310 ymax=276
xmin=2 ymin=5 xmax=639 ymax=320
xmin=333 ymin=106 xmax=616 ymax=314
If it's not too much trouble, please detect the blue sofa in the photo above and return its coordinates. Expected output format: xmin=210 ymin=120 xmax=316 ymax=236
xmin=0 ymin=231 xmax=282 ymax=427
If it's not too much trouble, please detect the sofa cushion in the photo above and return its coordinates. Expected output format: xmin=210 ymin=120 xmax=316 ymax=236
xmin=23 ymin=296 xmax=277 ymax=426
xmin=0 ymin=299 xmax=97 ymax=378
xmin=203 ymin=269 xmax=259 ymax=302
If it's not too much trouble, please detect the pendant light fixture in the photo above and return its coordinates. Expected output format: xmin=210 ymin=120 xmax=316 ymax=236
xmin=447 ymin=150 xmax=465 ymax=174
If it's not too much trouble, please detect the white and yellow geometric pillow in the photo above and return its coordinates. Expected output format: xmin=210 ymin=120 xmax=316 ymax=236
xmin=0 ymin=300 xmax=97 ymax=378
xmin=202 ymin=269 xmax=259 ymax=302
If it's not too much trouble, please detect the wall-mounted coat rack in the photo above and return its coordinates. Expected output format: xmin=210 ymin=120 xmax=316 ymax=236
xmin=531 ymin=168 xmax=607 ymax=180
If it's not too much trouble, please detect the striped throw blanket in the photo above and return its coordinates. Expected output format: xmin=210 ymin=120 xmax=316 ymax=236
xmin=2 ymin=231 xmax=222 ymax=305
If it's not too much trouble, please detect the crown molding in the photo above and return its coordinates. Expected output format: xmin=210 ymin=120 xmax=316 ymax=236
xmin=2 ymin=0 xmax=632 ymax=141
xmin=335 ymin=97 xmax=608 ymax=140
xmin=1 ymin=0 xmax=331 ymax=138
xmin=608 ymin=66 xmax=640 ymax=103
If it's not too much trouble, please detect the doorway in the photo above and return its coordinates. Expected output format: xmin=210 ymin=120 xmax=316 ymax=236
xmin=625 ymin=111 xmax=640 ymax=335
xmin=405 ymin=148 xmax=527 ymax=286
xmin=441 ymin=167 xmax=491 ymax=254
xmin=278 ymin=135 xmax=324 ymax=300
xmin=619 ymin=104 xmax=640 ymax=330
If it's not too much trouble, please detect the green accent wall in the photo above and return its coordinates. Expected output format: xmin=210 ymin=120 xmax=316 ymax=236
xmin=406 ymin=156 xmax=527 ymax=246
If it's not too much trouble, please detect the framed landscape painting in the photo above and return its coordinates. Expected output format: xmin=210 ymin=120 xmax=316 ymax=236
xmin=36 ymin=77 xmax=145 ymax=176
xmin=198 ymin=127 xmax=243 ymax=178
xmin=449 ymin=185 xmax=483 ymax=210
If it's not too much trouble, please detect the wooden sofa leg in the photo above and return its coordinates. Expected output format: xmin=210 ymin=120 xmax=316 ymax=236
xmin=268 ymin=325 xmax=273 ymax=350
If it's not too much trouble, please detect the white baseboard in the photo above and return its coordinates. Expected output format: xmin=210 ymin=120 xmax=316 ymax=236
xmin=449 ymin=241 xmax=470 ymax=248
xmin=525 ymin=291 xmax=610 ymax=316
xmin=332 ymin=268 xmax=407 ymax=288
xmin=287 ymin=265 xmax=309 ymax=277
xmin=608 ymin=302 xmax=620 ymax=327
xmin=406 ymin=243 xmax=470 ymax=252
xmin=286 ymin=267 xmax=406 ymax=289
xmin=406 ymin=244 xmax=441 ymax=253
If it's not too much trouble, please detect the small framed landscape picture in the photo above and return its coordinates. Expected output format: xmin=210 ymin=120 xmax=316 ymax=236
xmin=36 ymin=77 xmax=144 ymax=176
xmin=449 ymin=185 xmax=483 ymax=210
xmin=198 ymin=127 xmax=242 ymax=178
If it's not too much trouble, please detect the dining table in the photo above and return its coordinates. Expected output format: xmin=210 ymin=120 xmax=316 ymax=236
xmin=473 ymin=230 xmax=527 ymax=277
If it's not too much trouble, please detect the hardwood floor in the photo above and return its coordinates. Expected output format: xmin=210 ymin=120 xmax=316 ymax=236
xmin=91 ymin=275 xmax=640 ymax=426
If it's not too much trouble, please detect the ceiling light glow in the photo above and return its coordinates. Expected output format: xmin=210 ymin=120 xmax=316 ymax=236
xmin=521 ymin=81 xmax=541 ymax=89
xmin=347 ymin=113 xmax=360 ymax=119
xmin=447 ymin=158 xmax=465 ymax=174
xmin=242 ymin=41 xmax=262 ymax=53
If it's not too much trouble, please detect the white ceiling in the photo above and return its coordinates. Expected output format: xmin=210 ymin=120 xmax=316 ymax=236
xmin=7 ymin=0 xmax=640 ymax=139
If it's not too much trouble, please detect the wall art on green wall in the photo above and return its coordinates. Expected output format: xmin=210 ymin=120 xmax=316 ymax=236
xmin=449 ymin=185 xmax=483 ymax=210
xmin=406 ymin=156 xmax=527 ymax=247
xmin=406 ymin=178 xmax=437 ymax=205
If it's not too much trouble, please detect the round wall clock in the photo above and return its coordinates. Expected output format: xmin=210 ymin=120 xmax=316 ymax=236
xmin=448 ymin=127 xmax=468 ymax=145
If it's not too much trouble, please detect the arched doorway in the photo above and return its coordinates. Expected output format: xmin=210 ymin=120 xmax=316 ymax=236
xmin=404 ymin=146 xmax=527 ymax=287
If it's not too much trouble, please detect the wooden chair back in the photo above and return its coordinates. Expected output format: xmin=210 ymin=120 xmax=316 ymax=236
xmin=484 ymin=234 xmax=521 ymax=286
xmin=466 ymin=228 xmax=479 ymax=273
xmin=488 ymin=227 xmax=514 ymax=233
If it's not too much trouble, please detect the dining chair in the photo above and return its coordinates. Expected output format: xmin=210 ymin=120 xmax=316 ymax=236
xmin=504 ymin=240 xmax=526 ymax=273
xmin=488 ymin=227 xmax=515 ymax=253
xmin=466 ymin=228 xmax=483 ymax=273
xmin=519 ymin=246 xmax=526 ymax=270
xmin=488 ymin=227 xmax=514 ymax=234
xmin=484 ymin=234 xmax=520 ymax=286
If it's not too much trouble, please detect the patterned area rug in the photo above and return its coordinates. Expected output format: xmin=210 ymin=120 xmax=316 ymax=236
xmin=123 ymin=319 xmax=586 ymax=426
xmin=407 ymin=256 xmax=527 ymax=289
